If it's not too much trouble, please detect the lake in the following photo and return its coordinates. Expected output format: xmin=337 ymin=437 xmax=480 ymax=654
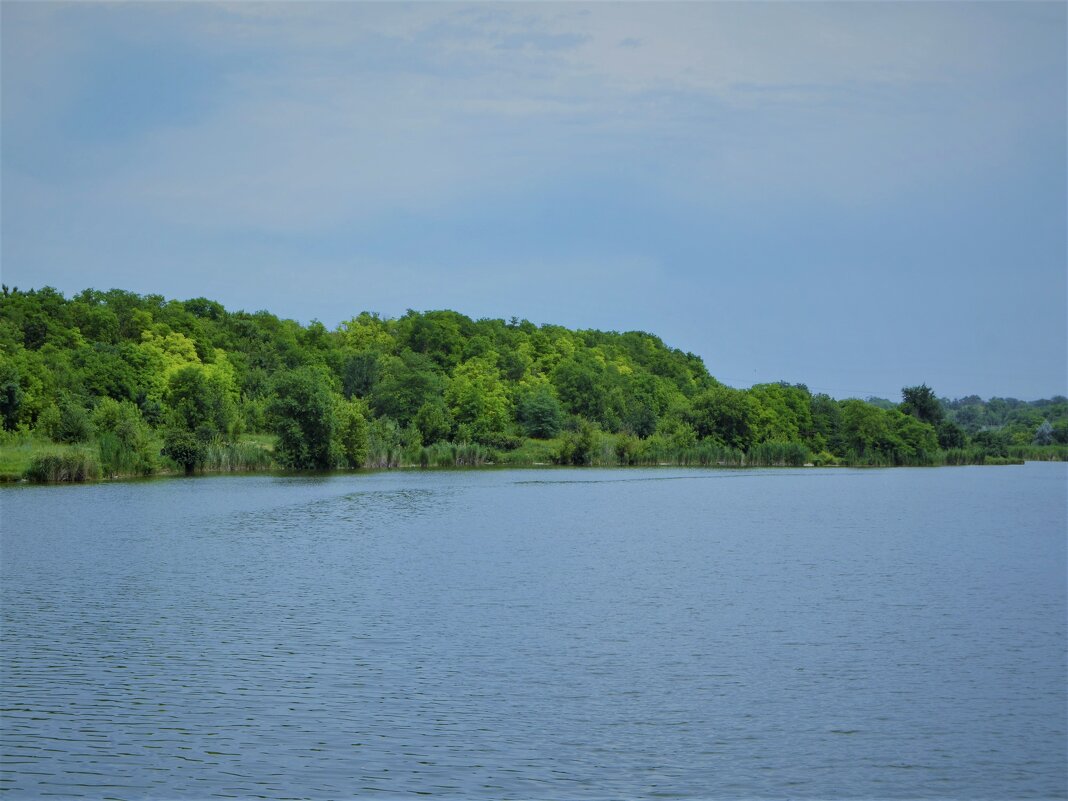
xmin=2 ymin=463 xmax=1065 ymax=799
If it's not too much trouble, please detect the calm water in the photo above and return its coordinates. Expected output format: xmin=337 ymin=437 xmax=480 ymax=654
xmin=1 ymin=464 xmax=1065 ymax=800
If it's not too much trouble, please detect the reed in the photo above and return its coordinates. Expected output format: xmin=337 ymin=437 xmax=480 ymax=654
xmin=25 ymin=449 xmax=101 ymax=483
xmin=202 ymin=441 xmax=276 ymax=472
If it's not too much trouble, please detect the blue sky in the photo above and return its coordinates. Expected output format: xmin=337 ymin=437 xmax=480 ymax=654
xmin=2 ymin=2 xmax=1065 ymax=400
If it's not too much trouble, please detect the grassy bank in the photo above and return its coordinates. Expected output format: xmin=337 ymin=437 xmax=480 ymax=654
xmin=5 ymin=431 xmax=1053 ymax=484
xmin=0 ymin=432 xmax=276 ymax=483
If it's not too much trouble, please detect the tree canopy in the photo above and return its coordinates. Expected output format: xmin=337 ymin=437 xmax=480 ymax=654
xmin=1 ymin=285 xmax=1064 ymax=476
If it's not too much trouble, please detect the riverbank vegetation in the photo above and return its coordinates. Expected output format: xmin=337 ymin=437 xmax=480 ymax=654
xmin=1 ymin=286 xmax=1064 ymax=481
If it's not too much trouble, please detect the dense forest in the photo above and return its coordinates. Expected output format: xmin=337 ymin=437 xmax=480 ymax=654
xmin=1 ymin=286 xmax=1064 ymax=481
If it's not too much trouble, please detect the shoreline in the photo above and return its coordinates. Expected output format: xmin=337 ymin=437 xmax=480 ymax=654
xmin=2 ymin=454 xmax=1043 ymax=486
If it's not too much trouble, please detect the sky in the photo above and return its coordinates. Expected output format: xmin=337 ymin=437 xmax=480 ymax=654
xmin=2 ymin=2 xmax=1065 ymax=400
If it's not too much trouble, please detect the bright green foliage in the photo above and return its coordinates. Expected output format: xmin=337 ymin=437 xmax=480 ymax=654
xmin=335 ymin=398 xmax=369 ymax=469
xmin=839 ymin=399 xmax=897 ymax=459
xmin=267 ymin=367 xmax=339 ymax=470
xmin=445 ymin=356 xmax=512 ymax=445
xmin=414 ymin=398 xmax=452 ymax=445
xmin=749 ymin=383 xmax=813 ymax=445
xmin=2 ymin=286 xmax=1064 ymax=475
xmin=888 ymin=409 xmax=939 ymax=461
xmin=165 ymin=365 xmax=237 ymax=442
xmin=556 ymin=419 xmax=598 ymax=465
xmin=92 ymin=398 xmax=156 ymax=475
xmin=808 ymin=393 xmax=841 ymax=453
xmin=688 ymin=385 xmax=755 ymax=450
xmin=399 ymin=310 xmax=468 ymax=369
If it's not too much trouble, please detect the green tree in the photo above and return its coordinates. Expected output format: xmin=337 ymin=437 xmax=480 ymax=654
xmin=341 ymin=352 xmax=380 ymax=399
xmin=0 ymin=359 xmax=23 ymax=431
xmin=900 ymin=384 xmax=944 ymax=426
xmin=552 ymin=350 xmax=609 ymax=425
xmin=688 ymin=385 xmax=755 ymax=450
xmin=839 ymin=399 xmax=897 ymax=459
xmin=162 ymin=429 xmax=206 ymax=475
xmin=556 ymin=419 xmax=598 ymax=465
xmin=40 ymin=396 xmax=92 ymax=443
xmin=1033 ymin=420 xmax=1055 ymax=446
xmin=937 ymin=419 xmax=967 ymax=449
xmin=516 ymin=383 xmax=563 ymax=439
xmin=335 ymin=397 xmax=369 ymax=468
xmin=93 ymin=398 xmax=156 ymax=475
xmin=165 ymin=365 xmax=237 ymax=441
xmin=445 ymin=356 xmax=512 ymax=445
xmin=267 ymin=367 xmax=339 ymax=469
xmin=369 ymin=350 xmax=444 ymax=427
xmin=414 ymin=397 xmax=452 ymax=444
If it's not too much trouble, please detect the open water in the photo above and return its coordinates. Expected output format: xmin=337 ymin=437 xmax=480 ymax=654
xmin=1 ymin=463 xmax=1066 ymax=799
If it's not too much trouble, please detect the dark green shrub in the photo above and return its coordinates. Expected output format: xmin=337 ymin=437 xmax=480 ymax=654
xmin=161 ymin=429 xmax=207 ymax=474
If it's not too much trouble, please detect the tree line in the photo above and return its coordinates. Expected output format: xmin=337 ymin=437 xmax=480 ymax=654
xmin=0 ymin=286 xmax=1064 ymax=479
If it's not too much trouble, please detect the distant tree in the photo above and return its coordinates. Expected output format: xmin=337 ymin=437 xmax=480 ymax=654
xmin=341 ymin=352 xmax=380 ymax=399
xmin=369 ymin=350 xmax=443 ymax=427
xmin=688 ymin=385 xmax=755 ymax=450
xmin=1033 ymin=420 xmax=1055 ymax=446
xmin=936 ymin=419 xmax=967 ymax=450
xmin=839 ymin=399 xmax=896 ymax=459
xmin=865 ymin=396 xmax=897 ymax=411
xmin=973 ymin=429 xmax=1009 ymax=458
xmin=900 ymin=384 xmax=944 ymax=426
xmin=552 ymin=350 xmax=609 ymax=424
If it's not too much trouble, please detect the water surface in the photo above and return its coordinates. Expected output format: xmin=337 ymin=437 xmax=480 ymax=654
xmin=2 ymin=464 xmax=1066 ymax=799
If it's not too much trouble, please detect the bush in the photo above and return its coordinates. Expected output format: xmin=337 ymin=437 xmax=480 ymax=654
xmin=811 ymin=450 xmax=838 ymax=466
xmin=555 ymin=420 xmax=598 ymax=465
xmin=161 ymin=429 xmax=207 ymax=474
xmin=94 ymin=398 xmax=156 ymax=476
xmin=40 ymin=398 xmax=92 ymax=443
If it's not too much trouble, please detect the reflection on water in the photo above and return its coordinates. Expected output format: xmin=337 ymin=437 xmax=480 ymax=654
xmin=2 ymin=465 xmax=1066 ymax=799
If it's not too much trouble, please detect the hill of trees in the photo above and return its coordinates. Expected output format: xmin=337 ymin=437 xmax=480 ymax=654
xmin=1 ymin=286 xmax=1064 ymax=480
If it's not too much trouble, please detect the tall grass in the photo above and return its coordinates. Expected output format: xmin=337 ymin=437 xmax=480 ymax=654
xmin=1006 ymin=444 xmax=1068 ymax=462
xmin=413 ymin=442 xmax=496 ymax=468
xmin=746 ymin=442 xmax=810 ymax=467
xmin=25 ymin=448 xmax=101 ymax=482
xmin=202 ymin=441 xmax=276 ymax=472
xmin=97 ymin=432 xmax=157 ymax=477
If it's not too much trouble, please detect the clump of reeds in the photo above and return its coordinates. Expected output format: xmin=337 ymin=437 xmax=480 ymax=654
xmin=25 ymin=449 xmax=101 ymax=483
